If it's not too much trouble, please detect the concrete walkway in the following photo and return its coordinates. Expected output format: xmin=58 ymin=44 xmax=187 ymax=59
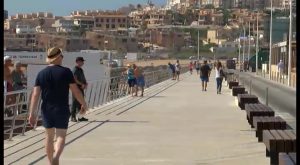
xmin=4 ymin=71 xmax=269 ymax=165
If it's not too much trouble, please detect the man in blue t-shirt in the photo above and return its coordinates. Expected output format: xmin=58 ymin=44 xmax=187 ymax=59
xmin=29 ymin=47 xmax=88 ymax=165
xmin=200 ymin=60 xmax=211 ymax=91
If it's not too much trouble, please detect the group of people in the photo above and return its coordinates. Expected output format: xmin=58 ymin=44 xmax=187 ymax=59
xmin=199 ymin=60 xmax=226 ymax=94
xmin=168 ymin=59 xmax=226 ymax=94
xmin=126 ymin=63 xmax=145 ymax=97
xmin=4 ymin=56 xmax=26 ymax=93
xmin=168 ymin=60 xmax=181 ymax=81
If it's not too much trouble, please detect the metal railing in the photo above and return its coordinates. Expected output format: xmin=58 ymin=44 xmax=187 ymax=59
xmin=4 ymin=67 xmax=188 ymax=141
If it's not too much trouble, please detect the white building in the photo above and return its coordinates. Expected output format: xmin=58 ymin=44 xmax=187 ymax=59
xmin=16 ymin=25 xmax=36 ymax=34
xmin=52 ymin=17 xmax=75 ymax=32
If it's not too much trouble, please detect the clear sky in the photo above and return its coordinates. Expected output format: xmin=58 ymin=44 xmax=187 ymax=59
xmin=4 ymin=0 xmax=166 ymax=16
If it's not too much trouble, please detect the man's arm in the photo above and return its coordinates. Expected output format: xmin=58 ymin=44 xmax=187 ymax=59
xmin=28 ymin=86 xmax=41 ymax=126
xmin=70 ymin=83 xmax=88 ymax=109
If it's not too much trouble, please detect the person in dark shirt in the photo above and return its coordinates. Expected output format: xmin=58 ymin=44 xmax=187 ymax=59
xmin=200 ymin=60 xmax=211 ymax=91
xmin=29 ymin=47 xmax=88 ymax=165
xmin=71 ymin=57 xmax=88 ymax=122
xmin=168 ymin=62 xmax=176 ymax=80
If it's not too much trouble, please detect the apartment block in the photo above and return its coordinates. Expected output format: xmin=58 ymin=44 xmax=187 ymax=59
xmin=35 ymin=33 xmax=90 ymax=51
xmin=85 ymin=31 xmax=138 ymax=52
xmin=52 ymin=17 xmax=75 ymax=32
xmin=4 ymin=32 xmax=36 ymax=51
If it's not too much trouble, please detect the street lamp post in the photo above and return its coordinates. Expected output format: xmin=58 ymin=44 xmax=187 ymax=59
xmin=256 ymin=11 xmax=259 ymax=75
xmin=248 ymin=21 xmax=250 ymax=64
xmin=287 ymin=0 xmax=292 ymax=86
xmin=197 ymin=0 xmax=200 ymax=61
xmin=243 ymin=25 xmax=246 ymax=70
xmin=269 ymin=0 xmax=273 ymax=79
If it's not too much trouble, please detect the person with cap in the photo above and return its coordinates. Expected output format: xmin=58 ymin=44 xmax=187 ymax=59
xmin=11 ymin=61 xmax=26 ymax=91
xmin=28 ymin=47 xmax=88 ymax=165
xmin=4 ymin=56 xmax=14 ymax=93
xmin=71 ymin=57 xmax=88 ymax=122
xmin=4 ymin=56 xmax=15 ymax=117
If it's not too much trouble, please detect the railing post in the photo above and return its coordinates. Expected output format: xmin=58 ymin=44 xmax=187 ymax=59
xmin=265 ymin=87 xmax=269 ymax=106
xmin=249 ymin=79 xmax=252 ymax=95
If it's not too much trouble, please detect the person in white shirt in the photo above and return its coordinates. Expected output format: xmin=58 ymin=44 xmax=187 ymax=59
xmin=215 ymin=62 xmax=224 ymax=94
xmin=175 ymin=60 xmax=181 ymax=81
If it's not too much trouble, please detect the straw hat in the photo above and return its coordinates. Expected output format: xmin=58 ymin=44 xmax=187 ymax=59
xmin=46 ymin=47 xmax=62 ymax=63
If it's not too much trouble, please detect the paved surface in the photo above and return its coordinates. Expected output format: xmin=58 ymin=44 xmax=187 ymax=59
xmin=5 ymin=71 xmax=270 ymax=165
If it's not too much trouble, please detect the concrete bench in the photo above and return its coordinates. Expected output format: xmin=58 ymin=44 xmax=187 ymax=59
xmin=253 ymin=116 xmax=286 ymax=142
xmin=229 ymin=81 xmax=239 ymax=89
xmin=232 ymin=85 xmax=246 ymax=96
xmin=279 ymin=152 xmax=296 ymax=165
xmin=263 ymin=130 xmax=296 ymax=165
xmin=245 ymin=103 xmax=275 ymax=127
xmin=237 ymin=94 xmax=259 ymax=110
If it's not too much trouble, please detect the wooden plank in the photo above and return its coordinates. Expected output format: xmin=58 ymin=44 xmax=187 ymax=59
xmin=269 ymin=130 xmax=285 ymax=152
xmin=284 ymin=130 xmax=296 ymax=152
xmin=263 ymin=130 xmax=273 ymax=150
xmin=277 ymin=130 xmax=293 ymax=152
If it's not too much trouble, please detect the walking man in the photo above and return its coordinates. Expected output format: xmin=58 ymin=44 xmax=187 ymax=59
xmin=277 ymin=60 xmax=284 ymax=82
xmin=200 ymin=60 xmax=211 ymax=91
xmin=29 ymin=47 xmax=88 ymax=165
xmin=71 ymin=57 xmax=89 ymax=122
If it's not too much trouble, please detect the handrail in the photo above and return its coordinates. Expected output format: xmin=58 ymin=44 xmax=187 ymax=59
xmin=3 ymin=66 xmax=189 ymax=141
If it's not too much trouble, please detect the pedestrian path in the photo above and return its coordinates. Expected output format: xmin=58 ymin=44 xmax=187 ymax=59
xmin=4 ymin=71 xmax=269 ymax=165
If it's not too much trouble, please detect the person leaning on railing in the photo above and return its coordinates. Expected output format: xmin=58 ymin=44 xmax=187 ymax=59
xmin=11 ymin=61 xmax=26 ymax=91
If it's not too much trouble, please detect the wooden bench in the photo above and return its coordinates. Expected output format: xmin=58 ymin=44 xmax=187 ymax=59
xmin=245 ymin=103 xmax=275 ymax=127
xmin=253 ymin=116 xmax=286 ymax=142
xmin=237 ymin=94 xmax=259 ymax=110
xmin=229 ymin=81 xmax=239 ymax=89
xmin=279 ymin=152 xmax=296 ymax=165
xmin=232 ymin=85 xmax=246 ymax=96
xmin=263 ymin=130 xmax=296 ymax=165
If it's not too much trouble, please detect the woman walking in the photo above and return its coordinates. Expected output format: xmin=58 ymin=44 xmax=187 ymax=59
xmin=215 ymin=62 xmax=225 ymax=94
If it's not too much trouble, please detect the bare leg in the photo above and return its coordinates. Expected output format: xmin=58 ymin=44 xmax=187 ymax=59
xmin=201 ymin=81 xmax=204 ymax=91
xmin=204 ymin=82 xmax=207 ymax=91
xmin=135 ymin=86 xmax=138 ymax=96
xmin=52 ymin=128 xmax=68 ymax=165
xmin=45 ymin=128 xmax=55 ymax=165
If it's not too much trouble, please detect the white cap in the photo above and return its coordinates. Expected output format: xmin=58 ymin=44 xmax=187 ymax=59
xmin=4 ymin=56 xmax=12 ymax=61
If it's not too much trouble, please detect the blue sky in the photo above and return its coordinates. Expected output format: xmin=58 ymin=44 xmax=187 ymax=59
xmin=4 ymin=0 xmax=166 ymax=16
